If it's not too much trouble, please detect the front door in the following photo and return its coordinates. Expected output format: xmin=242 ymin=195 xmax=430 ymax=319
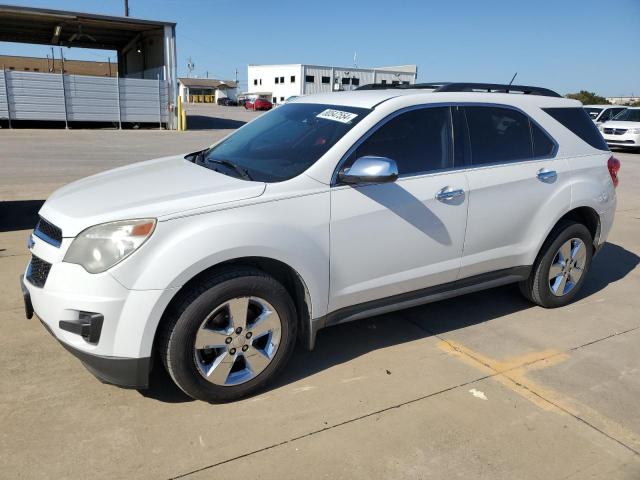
xmin=329 ymin=106 xmax=469 ymax=313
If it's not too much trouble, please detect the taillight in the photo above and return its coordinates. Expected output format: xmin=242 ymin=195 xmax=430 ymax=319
xmin=608 ymin=156 xmax=621 ymax=188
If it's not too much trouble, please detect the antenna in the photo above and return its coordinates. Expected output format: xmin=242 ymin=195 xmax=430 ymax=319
xmin=508 ymin=72 xmax=518 ymax=87
xmin=187 ymin=57 xmax=195 ymax=78
xmin=353 ymin=51 xmax=357 ymax=68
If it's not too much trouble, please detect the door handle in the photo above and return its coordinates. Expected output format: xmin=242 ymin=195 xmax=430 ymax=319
xmin=537 ymin=168 xmax=557 ymax=182
xmin=436 ymin=187 xmax=465 ymax=201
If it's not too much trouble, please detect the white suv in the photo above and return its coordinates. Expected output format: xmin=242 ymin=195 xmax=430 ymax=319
xmin=21 ymin=82 xmax=619 ymax=402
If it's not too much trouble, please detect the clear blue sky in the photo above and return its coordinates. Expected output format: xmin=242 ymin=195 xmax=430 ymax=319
xmin=1 ymin=0 xmax=638 ymax=96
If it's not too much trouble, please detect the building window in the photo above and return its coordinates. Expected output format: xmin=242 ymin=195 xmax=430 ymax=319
xmin=24 ymin=67 xmax=30 ymax=71
xmin=392 ymin=80 xmax=400 ymax=85
xmin=254 ymin=79 xmax=257 ymax=86
xmin=321 ymin=76 xmax=330 ymax=84
xmin=402 ymin=81 xmax=410 ymax=85
xmin=8 ymin=66 xmax=14 ymax=70
xmin=260 ymin=79 xmax=262 ymax=85
xmin=352 ymin=78 xmax=360 ymax=86
xmin=33 ymin=68 xmax=39 ymax=72
xmin=273 ymin=97 xmax=277 ymax=103
xmin=280 ymin=96 xmax=284 ymax=102
xmin=341 ymin=78 xmax=351 ymax=85
xmin=275 ymin=77 xmax=279 ymax=84
xmin=381 ymin=79 xmax=387 ymax=85
xmin=305 ymin=75 xmax=315 ymax=83
xmin=280 ymin=76 xmax=284 ymax=83
xmin=290 ymin=75 xmax=295 ymax=83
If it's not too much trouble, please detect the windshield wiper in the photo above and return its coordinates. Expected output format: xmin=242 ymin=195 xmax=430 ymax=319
xmin=206 ymin=158 xmax=253 ymax=181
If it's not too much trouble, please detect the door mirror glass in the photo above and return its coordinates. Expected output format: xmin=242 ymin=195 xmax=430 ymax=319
xmin=339 ymin=156 xmax=399 ymax=184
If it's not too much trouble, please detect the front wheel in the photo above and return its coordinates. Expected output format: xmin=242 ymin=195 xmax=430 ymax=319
xmin=159 ymin=268 xmax=297 ymax=402
xmin=519 ymin=221 xmax=593 ymax=308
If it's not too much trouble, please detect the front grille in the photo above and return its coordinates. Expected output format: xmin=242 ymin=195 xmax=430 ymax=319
xmin=604 ymin=128 xmax=627 ymax=135
xmin=34 ymin=216 xmax=62 ymax=247
xmin=26 ymin=254 xmax=52 ymax=288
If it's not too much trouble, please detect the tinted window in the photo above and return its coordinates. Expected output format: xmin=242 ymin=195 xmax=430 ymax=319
xmin=543 ymin=108 xmax=609 ymax=150
xmin=202 ymin=103 xmax=370 ymax=182
xmin=305 ymin=75 xmax=315 ymax=83
xmin=612 ymin=109 xmax=640 ymax=122
xmin=532 ymin=123 xmax=555 ymax=157
xmin=584 ymin=107 xmax=602 ymax=119
xmin=350 ymin=107 xmax=453 ymax=175
xmin=352 ymin=78 xmax=360 ymax=86
xmin=321 ymin=76 xmax=330 ymax=84
xmin=341 ymin=78 xmax=350 ymax=85
xmin=465 ymin=106 xmax=533 ymax=165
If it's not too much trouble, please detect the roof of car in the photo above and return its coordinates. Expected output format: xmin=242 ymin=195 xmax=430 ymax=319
xmin=583 ymin=104 xmax=622 ymax=108
xmin=295 ymin=88 xmax=581 ymax=109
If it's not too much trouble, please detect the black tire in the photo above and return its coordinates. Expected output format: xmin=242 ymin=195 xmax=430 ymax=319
xmin=159 ymin=267 xmax=297 ymax=402
xmin=519 ymin=220 xmax=593 ymax=308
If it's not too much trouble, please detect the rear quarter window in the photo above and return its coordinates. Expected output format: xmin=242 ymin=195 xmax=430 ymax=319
xmin=543 ymin=108 xmax=609 ymax=151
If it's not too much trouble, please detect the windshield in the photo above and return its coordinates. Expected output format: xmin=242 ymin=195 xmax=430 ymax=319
xmin=202 ymin=103 xmax=370 ymax=182
xmin=584 ymin=107 xmax=602 ymax=119
xmin=611 ymin=109 xmax=640 ymax=122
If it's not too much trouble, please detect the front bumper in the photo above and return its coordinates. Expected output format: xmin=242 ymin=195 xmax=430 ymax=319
xmin=602 ymin=132 xmax=640 ymax=147
xmin=21 ymin=258 xmax=172 ymax=389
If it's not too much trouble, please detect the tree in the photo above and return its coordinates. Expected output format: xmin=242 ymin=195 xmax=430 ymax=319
xmin=565 ymin=90 xmax=610 ymax=105
xmin=632 ymin=100 xmax=640 ymax=107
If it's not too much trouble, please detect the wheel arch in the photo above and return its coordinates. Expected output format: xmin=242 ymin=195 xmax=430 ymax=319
xmin=534 ymin=205 xmax=601 ymax=265
xmin=152 ymin=256 xmax=315 ymax=364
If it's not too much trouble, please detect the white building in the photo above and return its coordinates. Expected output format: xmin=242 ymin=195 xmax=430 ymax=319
xmin=247 ymin=64 xmax=417 ymax=104
xmin=606 ymin=96 xmax=639 ymax=106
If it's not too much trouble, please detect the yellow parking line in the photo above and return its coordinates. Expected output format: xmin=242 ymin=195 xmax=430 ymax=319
xmin=438 ymin=340 xmax=640 ymax=453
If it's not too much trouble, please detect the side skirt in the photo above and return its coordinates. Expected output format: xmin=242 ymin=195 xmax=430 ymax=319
xmin=306 ymin=266 xmax=531 ymax=350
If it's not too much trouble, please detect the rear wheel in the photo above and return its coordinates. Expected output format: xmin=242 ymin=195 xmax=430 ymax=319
xmin=519 ymin=221 xmax=593 ymax=308
xmin=159 ymin=268 xmax=297 ymax=402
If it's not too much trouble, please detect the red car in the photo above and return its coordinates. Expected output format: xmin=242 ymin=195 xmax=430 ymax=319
xmin=245 ymin=98 xmax=273 ymax=111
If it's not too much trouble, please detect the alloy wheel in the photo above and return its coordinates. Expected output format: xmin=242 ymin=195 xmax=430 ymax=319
xmin=193 ymin=296 xmax=282 ymax=386
xmin=548 ymin=238 xmax=587 ymax=296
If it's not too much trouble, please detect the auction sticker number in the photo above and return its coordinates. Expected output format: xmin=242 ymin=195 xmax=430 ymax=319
xmin=316 ymin=109 xmax=358 ymax=124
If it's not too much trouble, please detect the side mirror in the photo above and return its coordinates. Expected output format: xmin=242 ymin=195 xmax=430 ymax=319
xmin=338 ymin=156 xmax=399 ymax=185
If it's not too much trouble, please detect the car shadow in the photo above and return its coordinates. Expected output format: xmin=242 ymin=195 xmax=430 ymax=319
xmin=0 ymin=200 xmax=45 ymax=232
xmin=186 ymin=115 xmax=247 ymax=131
xmin=139 ymin=242 xmax=639 ymax=403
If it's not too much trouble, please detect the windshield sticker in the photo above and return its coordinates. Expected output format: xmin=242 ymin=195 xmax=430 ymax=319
xmin=316 ymin=109 xmax=358 ymax=124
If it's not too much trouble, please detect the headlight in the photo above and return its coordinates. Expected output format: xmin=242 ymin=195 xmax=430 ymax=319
xmin=64 ymin=219 xmax=156 ymax=273
xmin=597 ymin=124 xmax=604 ymax=131
xmin=630 ymin=128 xmax=640 ymax=134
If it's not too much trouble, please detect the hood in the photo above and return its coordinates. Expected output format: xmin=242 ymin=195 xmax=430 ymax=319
xmin=601 ymin=121 xmax=640 ymax=129
xmin=40 ymin=155 xmax=266 ymax=236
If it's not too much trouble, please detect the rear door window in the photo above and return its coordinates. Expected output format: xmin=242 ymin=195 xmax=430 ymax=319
xmin=543 ymin=107 xmax=609 ymax=151
xmin=464 ymin=106 xmax=533 ymax=165
xmin=531 ymin=123 xmax=556 ymax=158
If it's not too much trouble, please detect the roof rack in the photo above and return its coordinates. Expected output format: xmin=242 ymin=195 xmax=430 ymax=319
xmin=355 ymin=82 xmax=561 ymax=98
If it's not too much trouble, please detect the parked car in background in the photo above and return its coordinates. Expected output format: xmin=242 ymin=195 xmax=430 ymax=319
xmin=598 ymin=107 xmax=640 ymax=150
xmin=217 ymin=98 xmax=238 ymax=106
xmin=22 ymin=82 xmax=619 ymax=402
xmin=584 ymin=105 xmax=627 ymax=124
xmin=245 ymin=97 xmax=273 ymax=111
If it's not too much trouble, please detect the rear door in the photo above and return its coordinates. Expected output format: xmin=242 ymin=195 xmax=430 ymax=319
xmin=458 ymin=105 xmax=571 ymax=278
xmin=329 ymin=106 xmax=469 ymax=313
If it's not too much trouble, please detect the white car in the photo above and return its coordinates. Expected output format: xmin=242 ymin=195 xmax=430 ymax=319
xmin=22 ymin=82 xmax=619 ymax=402
xmin=583 ymin=104 xmax=626 ymax=124
xmin=598 ymin=107 xmax=640 ymax=150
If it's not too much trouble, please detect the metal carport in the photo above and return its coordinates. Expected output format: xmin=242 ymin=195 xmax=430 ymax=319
xmin=0 ymin=4 xmax=178 ymax=128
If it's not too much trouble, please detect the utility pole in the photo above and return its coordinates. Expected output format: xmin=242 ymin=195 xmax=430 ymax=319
xmin=235 ymin=68 xmax=238 ymax=85
xmin=124 ymin=0 xmax=129 ymax=16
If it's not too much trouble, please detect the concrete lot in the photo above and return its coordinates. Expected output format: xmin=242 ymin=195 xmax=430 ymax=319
xmin=1 ymin=108 xmax=639 ymax=479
